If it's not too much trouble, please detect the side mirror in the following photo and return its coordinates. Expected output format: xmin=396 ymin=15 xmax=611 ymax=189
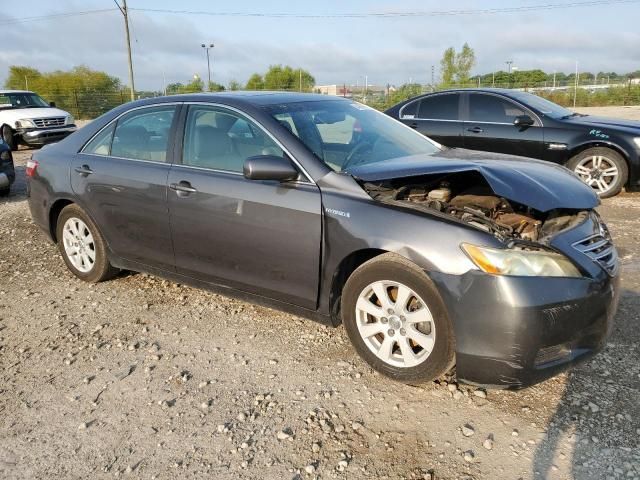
xmin=514 ymin=114 xmax=534 ymax=127
xmin=243 ymin=155 xmax=299 ymax=182
xmin=49 ymin=101 xmax=56 ymax=108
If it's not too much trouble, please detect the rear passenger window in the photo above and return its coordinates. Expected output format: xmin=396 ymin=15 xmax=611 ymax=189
xmin=182 ymin=106 xmax=284 ymax=173
xmin=400 ymin=100 xmax=419 ymax=118
xmin=417 ymin=94 xmax=460 ymax=120
xmin=111 ymin=106 xmax=176 ymax=162
xmin=469 ymin=94 xmax=525 ymax=123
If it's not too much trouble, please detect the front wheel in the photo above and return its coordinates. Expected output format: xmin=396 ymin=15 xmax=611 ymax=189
xmin=567 ymin=147 xmax=628 ymax=198
xmin=56 ymin=204 xmax=119 ymax=283
xmin=1 ymin=125 xmax=17 ymax=151
xmin=341 ymin=253 xmax=455 ymax=384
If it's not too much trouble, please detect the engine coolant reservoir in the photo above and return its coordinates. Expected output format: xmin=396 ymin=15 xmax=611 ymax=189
xmin=427 ymin=184 xmax=452 ymax=203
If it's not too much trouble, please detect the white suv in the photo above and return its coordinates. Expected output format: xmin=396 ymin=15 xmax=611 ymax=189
xmin=0 ymin=90 xmax=77 ymax=150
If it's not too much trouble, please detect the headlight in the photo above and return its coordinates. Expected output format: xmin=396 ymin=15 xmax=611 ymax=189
xmin=633 ymin=137 xmax=640 ymax=149
xmin=15 ymin=119 xmax=36 ymax=128
xmin=461 ymin=243 xmax=582 ymax=278
xmin=66 ymin=115 xmax=75 ymax=125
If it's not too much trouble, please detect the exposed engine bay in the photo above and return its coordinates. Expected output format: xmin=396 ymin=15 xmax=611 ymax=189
xmin=362 ymin=171 xmax=588 ymax=243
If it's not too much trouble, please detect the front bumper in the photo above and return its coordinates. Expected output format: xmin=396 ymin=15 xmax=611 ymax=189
xmin=431 ymin=268 xmax=619 ymax=389
xmin=17 ymin=126 xmax=77 ymax=145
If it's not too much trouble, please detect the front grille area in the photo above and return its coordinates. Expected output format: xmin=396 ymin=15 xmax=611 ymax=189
xmin=572 ymin=232 xmax=618 ymax=275
xmin=33 ymin=117 xmax=65 ymax=128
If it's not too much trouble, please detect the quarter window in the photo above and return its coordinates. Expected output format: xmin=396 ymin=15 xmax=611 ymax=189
xmin=83 ymin=123 xmax=115 ymax=156
xmin=468 ymin=94 xmax=526 ymax=123
xmin=182 ymin=106 xmax=284 ymax=173
xmin=400 ymin=100 xmax=419 ymax=118
xmin=417 ymin=94 xmax=460 ymax=120
xmin=111 ymin=106 xmax=176 ymax=162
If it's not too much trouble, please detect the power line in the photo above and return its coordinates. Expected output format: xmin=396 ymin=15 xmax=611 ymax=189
xmin=130 ymin=0 xmax=640 ymax=18
xmin=0 ymin=8 xmax=118 ymax=26
xmin=1 ymin=0 xmax=637 ymax=25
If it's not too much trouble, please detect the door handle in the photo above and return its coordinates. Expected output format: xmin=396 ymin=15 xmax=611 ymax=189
xmin=466 ymin=126 xmax=484 ymax=134
xmin=408 ymin=122 xmax=418 ymax=129
xmin=74 ymin=165 xmax=93 ymax=176
xmin=170 ymin=181 xmax=197 ymax=196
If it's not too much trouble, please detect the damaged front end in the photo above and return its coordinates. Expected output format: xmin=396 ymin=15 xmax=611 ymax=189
xmin=362 ymin=170 xmax=588 ymax=245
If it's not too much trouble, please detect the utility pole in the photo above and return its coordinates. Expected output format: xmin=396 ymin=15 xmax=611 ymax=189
xmin=492 ymin=71 xmax=495 ymax=87
xmin=552 ymin=71 xmax=556 ymax=89
xmin=299 ymin=68 xmax=302 ymax=92
xmin=115 ymin=0 xmax=135 ymax=101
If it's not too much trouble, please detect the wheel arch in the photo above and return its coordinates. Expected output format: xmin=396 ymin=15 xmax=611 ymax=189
xmin=329 ymin=248 xmax=389 ymax=325
xmin=48 ymin=198 xmax=76 ymax=243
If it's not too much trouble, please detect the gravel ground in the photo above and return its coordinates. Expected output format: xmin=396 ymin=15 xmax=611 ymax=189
xmin=1 ymin=136 xmax=639 ymax=479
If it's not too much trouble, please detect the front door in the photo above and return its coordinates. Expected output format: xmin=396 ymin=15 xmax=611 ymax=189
xmin=71 ymin=104 xmax=179 ymax=270
xmin=463 ymin=93 xmax=544 ymax=158
xmin=167 ymin=104 xmax=322 ymax=309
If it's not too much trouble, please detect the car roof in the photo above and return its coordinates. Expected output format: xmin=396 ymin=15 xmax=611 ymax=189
xmin=151 ymin=91 xmax=347 ymax=107
xmin=0 ymin=89 xmax=34 ymax=94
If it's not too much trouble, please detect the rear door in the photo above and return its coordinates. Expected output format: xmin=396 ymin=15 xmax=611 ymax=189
xmin=71 ymin=104 xmax=179 ymax=270
xmin=397 ymin=93 xmax=464 ymax=147
xmin=167 ymin=104 xmax=322 ymax=309
xmin=463 ymin=93 xmax=544 ymax=158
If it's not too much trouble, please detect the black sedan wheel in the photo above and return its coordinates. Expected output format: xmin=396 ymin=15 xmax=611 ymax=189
xmin=568 ymin=147 xmax=628 ymax=198
xmin=56 ymin=204 xmax=119 ymax=283
xmin=341 ymin=253 xmax=455 ymax=384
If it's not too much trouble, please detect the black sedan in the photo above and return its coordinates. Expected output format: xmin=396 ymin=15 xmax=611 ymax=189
xmin=386 ymin=88 xmax=640 ymax=198
xmin=27 ymin=92 xmax=619 ymax=388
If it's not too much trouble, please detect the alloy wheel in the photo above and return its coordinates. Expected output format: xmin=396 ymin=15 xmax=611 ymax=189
xmin=355 ymin=280 xmax=435 ymax=368
xmin=573 ymin=155 xmax=619 ymax=195
xmin=62 ymin=217 xmax=96 ymax=273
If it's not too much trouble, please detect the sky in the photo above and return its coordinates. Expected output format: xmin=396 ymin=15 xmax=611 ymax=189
xmin=2 ymin=0 xmax=640 ymax=91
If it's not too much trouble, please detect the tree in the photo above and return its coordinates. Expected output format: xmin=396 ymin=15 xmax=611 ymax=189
xmin=228 ymin=79 xmax=242 ymax=91
xmin=5 ymin=66 xmax=42 ymax=90
xmin=440 ymin=47 xmax=456 ymax=86
xmin=439 ymin=44 xmax=476 ymax=86
xmin=245 ymin=73 xmax=264 ymax=90
xmin=208 ymin=82 xmax=226 ymax=92
xmin=263 ymin=65 xmax=315 ymax=91
xmin=455 ymin=43 xmax=476 ymax=84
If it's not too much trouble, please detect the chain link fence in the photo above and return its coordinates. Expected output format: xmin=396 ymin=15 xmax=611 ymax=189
xmin=36 ymin=82 xmax=640 ymax=120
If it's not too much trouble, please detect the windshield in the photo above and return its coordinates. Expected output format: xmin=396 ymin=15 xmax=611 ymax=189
xmin=265 ymin=100 xmax=441 ymax=172
xmin=507 ymin=91 xmax=573 ymax=119
xmin=0 ymin=92 xmax=50 ymax=109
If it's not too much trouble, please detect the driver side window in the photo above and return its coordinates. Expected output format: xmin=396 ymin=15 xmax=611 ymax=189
xmin=182 ymin=106 xmax=284 ymax=173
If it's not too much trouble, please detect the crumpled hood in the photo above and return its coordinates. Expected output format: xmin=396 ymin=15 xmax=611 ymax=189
xmin=348 ymin=148 xmax=599 ymax=212
xmin=0 ymin=107 xmax=72 ymax=123
xmin=567 ymin=115 xmax=640 ymax=133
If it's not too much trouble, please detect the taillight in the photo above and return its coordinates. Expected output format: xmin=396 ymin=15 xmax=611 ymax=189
xmin=26 ymin=159 xmax=39 ymax=177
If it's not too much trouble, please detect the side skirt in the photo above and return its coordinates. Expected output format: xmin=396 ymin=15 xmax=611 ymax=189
xmin=109 ymin=255 xmax=334 ymax=327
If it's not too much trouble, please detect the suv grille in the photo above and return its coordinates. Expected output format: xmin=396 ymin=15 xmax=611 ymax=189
xmin=572 ymin=233 xmax=618 ymax=275
xmin=33 ymin=117 xmax=65 ymax=128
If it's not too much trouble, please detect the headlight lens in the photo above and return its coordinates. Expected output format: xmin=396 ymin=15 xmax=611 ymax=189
xmin=461 ymin=243 xmax=582 ymax=277
xmin=15 ymin=119 xmax=36 ymax=128
xmin=66 ymin=115 xmax=75 ymax=125
xmin=633 ymin=137 xmax=640 ymax=149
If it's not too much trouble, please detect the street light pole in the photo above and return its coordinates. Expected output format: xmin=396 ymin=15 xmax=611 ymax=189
xmin=201 ymin=43 xmax=214 ymax=91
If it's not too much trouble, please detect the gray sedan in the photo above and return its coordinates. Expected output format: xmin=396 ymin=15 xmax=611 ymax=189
xmin=27 ymin=92 xmax=619 ymax=388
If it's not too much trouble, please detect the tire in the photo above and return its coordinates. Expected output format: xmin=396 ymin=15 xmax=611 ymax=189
xmin=1 ymin=125 xmax=17 ymax=151
xmin=341 ymin=253 xmax=455 ymax=384
xmin=55 ymin=204 xmax=119 ymax=283
xmin=567 ymin=147 xmax=628 ymax=198
xmin=0 ymin=186 xmax=9 ymax=197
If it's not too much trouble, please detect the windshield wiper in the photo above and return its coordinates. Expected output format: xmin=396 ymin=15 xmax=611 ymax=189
xmin=560 ymin=112 xmax=581 ymax=119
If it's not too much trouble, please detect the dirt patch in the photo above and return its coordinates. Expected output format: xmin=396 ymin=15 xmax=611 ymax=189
xmin=0 ymin=148 xmax=638 ymax=479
